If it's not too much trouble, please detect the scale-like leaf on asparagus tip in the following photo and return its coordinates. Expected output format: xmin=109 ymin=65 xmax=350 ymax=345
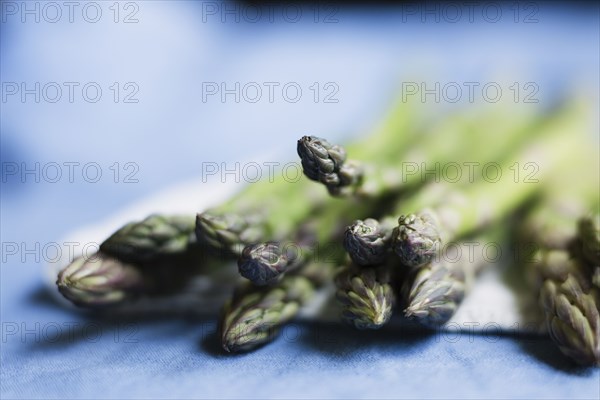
xmin=220 ymin=276 xmax=315 ymax=353
xmin=344 ymin=218 xmax=392 ymax=266
xmin=100 ymin=214 xmax=195 ymax=263
xmin=404 ymin=262 xmax=466 ymax=328
xmin=56 ymin=252 xmax=146 ymax=308
xmin=238 ymin=242 xmax=290 ymax=286
xmin=393 ymin=213 xmax=442 ymax=268
xmin=335 ymin=264 xmax=395 ymax=330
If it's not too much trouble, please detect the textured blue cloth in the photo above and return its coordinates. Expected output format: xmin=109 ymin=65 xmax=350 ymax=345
xmin=1 ymin=2 xmax=599 ymax=398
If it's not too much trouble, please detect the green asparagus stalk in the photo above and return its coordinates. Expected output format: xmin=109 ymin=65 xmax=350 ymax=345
xmin=335 ymin=262 xmax=396 ymax=329
xmin=393 ymin=101 xmax=590 ymax=268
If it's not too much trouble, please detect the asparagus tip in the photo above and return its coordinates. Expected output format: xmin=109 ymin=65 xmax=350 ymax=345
xmin=237 ymin=242 xmax=289 ymax=286
xmin=393 ymin=213 xmax=441 ymax=268
xmin=56 ymin=252 xmax=144 ymax=308
xmin=344 ymin=218 xmax=392 ymax=266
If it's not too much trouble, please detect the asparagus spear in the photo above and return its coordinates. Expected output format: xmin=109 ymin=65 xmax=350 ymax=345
xmin=404 ymin=259 xmax=466 ymax=327
xmin=344 ymin=218 xmax=397 ymax=266
xmin=57 ymin=213 xmax=219 ymax=308
xmin=220 ymin=261 xmax=333 ymax=352
xmin=56 ymin=250 xmax=209 ymax=308
xmin=535 ymin=249 xmax=600 ymax=366
xmin=237 ymin=241 xmax=306 ymax=286
xmin=523 ymin=220 xmax=600 ymax=368
xmin=392 ymin=101 xmax=590 ymax=268
xmin=57 ymin=253 xmax=147 ymax=307
xmin=100 ymin=214 xmax=198 ymax=263
xmin=335 ymin=262 xmax=396 ymax=329
xmin=297 ymin=135 xmax=364 ymax=196
xmin=402 ymin=229 xmax=504 ymax=327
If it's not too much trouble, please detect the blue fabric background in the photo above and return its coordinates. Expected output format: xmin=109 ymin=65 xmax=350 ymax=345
xmin=1 ymin=2 xmax=599 ymax=398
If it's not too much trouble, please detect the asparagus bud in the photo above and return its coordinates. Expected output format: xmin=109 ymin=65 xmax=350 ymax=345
xmin=195 ymin=211 xmax=266 ymax=257
xmin=392 ymin=213 xmax=442 ymax=268
xmin=297 ymin=135 xmax=363 ymax=196
xmin=297 ymin=135 xmax=346 ymax=181
xmin=344 ymin=218 xmax=394 ymax=266
xmin=335 ymin=263 xmax=396 ymax=330
xmin=56 ymin=253 xmax=146 ymax=308
xmin=238 ymin=242 xmax=290 ymax=286
xmin=100 ymin=214 xmax=196 ymax=263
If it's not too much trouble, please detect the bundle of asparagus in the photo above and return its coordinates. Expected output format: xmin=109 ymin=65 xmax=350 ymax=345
xmin=53 ymin=94 xmax=598 ymax=367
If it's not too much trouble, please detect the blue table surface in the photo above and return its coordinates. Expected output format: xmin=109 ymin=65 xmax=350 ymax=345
xmin=1 ymin=2 xmax=599 ymax=399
